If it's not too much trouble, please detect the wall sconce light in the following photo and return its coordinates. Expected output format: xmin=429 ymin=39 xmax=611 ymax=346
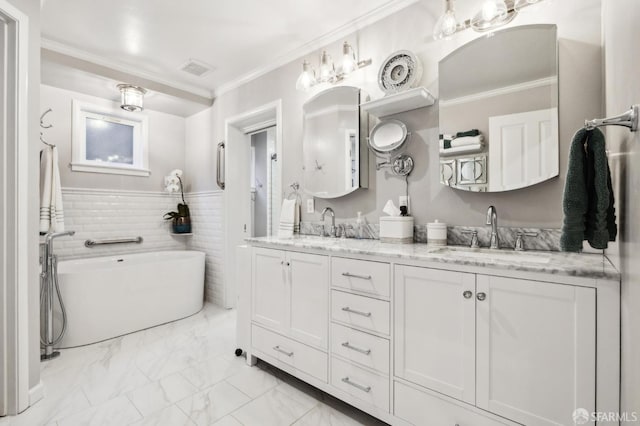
xmin=295 ymin=41 xmax=372 ymax=91
xmin=433 ymin=0 xmax=458 ymax=40
xmin=117 ymin=84 xmax=147 ymax=112
xmin=433 ymin=0 xmax=544 ymax=40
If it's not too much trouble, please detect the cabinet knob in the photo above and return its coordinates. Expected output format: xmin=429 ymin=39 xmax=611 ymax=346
xmin=286 ymin=262 xmax=290 ymax=266
xmin=463 ymin=291 xmax=473 ymax=299
xmin=476 ymin=292 xmax=486 ymax=301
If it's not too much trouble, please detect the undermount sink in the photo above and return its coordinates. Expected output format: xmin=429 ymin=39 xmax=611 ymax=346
xmin=434 ymin=246 xmax=552 ymax=264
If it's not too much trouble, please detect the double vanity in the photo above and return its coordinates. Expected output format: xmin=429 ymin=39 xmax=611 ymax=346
xmin=238 ymin=236 xmax=620 ymax=426
xmin=234 ymin=20 xmax=620 ymax=426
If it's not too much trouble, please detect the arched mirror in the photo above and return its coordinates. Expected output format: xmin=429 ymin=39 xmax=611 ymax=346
xmin=302 ymin=86 xmax=369 ymax=198
xmin=438 ymin=24 xmax=559 ymax=192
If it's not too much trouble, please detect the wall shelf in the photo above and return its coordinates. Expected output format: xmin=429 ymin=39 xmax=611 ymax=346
xmin=361 ymin=87 xmax=436 ymax=118
xmin=171 ymin=233 xmax=193 ymax=236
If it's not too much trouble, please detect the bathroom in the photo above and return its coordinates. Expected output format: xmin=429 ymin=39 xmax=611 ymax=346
xmin=0 ymin=0 xmax=638 ymax=425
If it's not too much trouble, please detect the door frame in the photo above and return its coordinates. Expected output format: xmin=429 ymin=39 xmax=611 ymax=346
xmin=223 ymin=100 xmax=282 ymax=308
xmin=0 ymin=0 xmax=31 ymax=416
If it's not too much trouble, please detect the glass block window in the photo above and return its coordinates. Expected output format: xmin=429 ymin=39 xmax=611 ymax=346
xmin=71 ymin=100 xmax=149 ymax=176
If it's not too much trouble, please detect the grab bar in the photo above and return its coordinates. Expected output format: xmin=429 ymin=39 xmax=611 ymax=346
xmin=85 ymin=236 xmax=143 ymax=247
xmin=216 ymin=141 xmax=225 ymax=189
xmin=584 ymin=104 xmax=638 ymax=132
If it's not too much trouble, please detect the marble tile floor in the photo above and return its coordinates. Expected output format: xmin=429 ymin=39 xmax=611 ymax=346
xmin=0 ymin=304 xmax=387 ymax=426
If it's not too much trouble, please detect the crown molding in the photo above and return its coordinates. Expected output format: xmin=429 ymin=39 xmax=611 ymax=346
xmin=41 ymin=38 xmax=214 ymax=101
xmin=213 ymin=0 xmax=420 ymax=97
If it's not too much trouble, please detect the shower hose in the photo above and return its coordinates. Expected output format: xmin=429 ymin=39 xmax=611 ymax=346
xmin=40 ymin=254 xmax=68 ymax=347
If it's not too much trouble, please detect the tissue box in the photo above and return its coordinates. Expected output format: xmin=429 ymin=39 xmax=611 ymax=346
xmin=380 ymin=216 xmax=414 ymax=244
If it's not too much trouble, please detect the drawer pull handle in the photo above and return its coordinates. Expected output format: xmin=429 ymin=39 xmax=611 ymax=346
xmin=341 ymin=341 xmax=371 ymax=355
xmin=341 ymin=307 xmax=372 ymax=317
xmin=341 ymin=377 xmax=371 ymax=393
xmin=273 ymin=346 xmax=294 ymax=357
xmin=341 ymin=272 xmax=372 ymax=280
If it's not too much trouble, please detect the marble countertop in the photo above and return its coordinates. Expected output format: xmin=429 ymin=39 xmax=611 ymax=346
xmin=245 ymin=235 xmax=620 ymax=280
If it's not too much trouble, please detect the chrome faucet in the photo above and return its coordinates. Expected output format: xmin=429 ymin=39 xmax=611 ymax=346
xmin=321 ymin=207 xmax=336 ymax=237
xmin=41 ymin=231 xmax=76 ymax=276
xmin=486 ymin=206 xmax=499 ymax=249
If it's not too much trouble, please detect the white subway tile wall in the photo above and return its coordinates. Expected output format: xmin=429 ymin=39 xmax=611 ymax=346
xmin=51 ymin=188 xmax=225 ymax=305
xmin=185 ymin=192 xmax=225 ymax=306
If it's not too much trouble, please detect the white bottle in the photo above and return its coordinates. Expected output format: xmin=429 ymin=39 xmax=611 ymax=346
xmin=356 ymin=212 xmax=364 ymax=239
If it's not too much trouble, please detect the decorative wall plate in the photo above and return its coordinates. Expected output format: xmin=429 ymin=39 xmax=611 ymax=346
xmin=378 ymin=50 xmax=422 ymax=95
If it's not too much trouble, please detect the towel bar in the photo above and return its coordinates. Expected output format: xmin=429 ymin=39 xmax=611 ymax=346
xmin=584 ymin=104 xmax=638 ymax=132
xmin=85 ymin=236 xmax=143 ymax=247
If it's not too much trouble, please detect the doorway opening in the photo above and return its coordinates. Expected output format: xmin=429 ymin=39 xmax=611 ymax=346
xmin=223 ymin=100 xmax=282 ymax=308
xmin=249 ymin=126 xmax=279 ymax=238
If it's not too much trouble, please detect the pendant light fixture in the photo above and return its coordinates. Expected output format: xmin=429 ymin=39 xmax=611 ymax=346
xmin=318 ymin=50 xmax=336 ymax=83
xmin=432 ymin=0 xmax=544 ymax=39
xmin=471 ymin=0 xmax=514 ymax=32
xmin=295 ymin=42 xmax=372 ymax=91
xmin=341 ymin=42 xmax=357 ymax=75
xmin=117 ymin=84 xmax=146 ymax=112
xmin=433 ymin=0 xmax=459 ymax=40
xmin=295 ymin=60 xmax=317 ymax=91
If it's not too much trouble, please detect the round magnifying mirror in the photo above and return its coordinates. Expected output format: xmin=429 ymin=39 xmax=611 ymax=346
xmin=368 ymin=119 xmax=407 ymax=154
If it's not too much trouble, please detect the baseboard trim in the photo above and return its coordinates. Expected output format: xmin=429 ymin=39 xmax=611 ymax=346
xmin=28 ymin=381 xmax=44 ymax=407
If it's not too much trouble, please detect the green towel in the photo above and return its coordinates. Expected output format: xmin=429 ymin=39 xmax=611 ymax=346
xmin=456 ymin=129 xmax=480 ymax=137
xmin=584 ymin=131 xmax=617 ymax=248
xmin=561 ymin=128 xmax=589 ymax=252
xmin=561 ymin=128 xmax=617 ymax=252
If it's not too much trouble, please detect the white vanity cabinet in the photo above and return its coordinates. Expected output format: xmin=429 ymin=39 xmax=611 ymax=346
xmin=246 ymin=240 xmax=619 ymax=426
xmin=395 ymin=265 xmax=598 ymax=426
xmin=251 ymin=247 xmax=329 ymax=350
xmin=394 ymin=266 xmax=476 ymax=404
xmin=475 ymin=275 xmax=596 ymax=426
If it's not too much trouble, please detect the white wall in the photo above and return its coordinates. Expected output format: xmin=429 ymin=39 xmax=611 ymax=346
xmin=184 ymin=107 xmax=214 ymax=192
xmin=187 ymin=0 xmax=603 ymax=230
xmin=602 ymin=0 xmax=640 ymax=417
xmin=40 ymin=84 xmax=185 ymax=191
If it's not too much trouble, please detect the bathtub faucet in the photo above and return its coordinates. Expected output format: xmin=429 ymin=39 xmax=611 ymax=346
xmin=42 ymin=231 xmax=75 ymax=276
xmin=40 ymin=230 xmax=74 ymax=361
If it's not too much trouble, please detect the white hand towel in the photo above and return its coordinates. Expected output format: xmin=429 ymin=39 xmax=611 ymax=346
xmin=278 ymin=198 xmax=297 ymax=238
xmin=450 ymin=135 xmax=484 ymax=147
xmin=39 ymin=146 xmax=65 ymax=234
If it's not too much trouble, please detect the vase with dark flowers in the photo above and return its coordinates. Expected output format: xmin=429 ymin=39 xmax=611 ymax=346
xmin=163 ymin=169 xmax=192 ymax=234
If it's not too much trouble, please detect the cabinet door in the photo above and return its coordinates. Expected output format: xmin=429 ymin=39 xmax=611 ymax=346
xmin=252 ymin=248 xmax=287 ymax=332
xmin=288 ymin=251 xmax=329 ymax=349
xmin=476 ymin=275 xmax=596 ymax=426
xmin=395 ymin=265 xmax=476 ymax=404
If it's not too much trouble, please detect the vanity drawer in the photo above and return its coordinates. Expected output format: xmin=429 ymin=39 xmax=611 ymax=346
xmin=394 ymin=381 xmax=512 ymax=426
xmin=331 ymin=257 xmax=390 ymax=297
xmin=331 ymin=357 xmax=389 ymax=412
xmin=331 ymin=290 xmax=390 ymax=335
xmin=252 ymin=325 xmax=327 ymax=382
xmin=330 ymin=323 xmax=389 ymax=375
xmin=331 ymin=257 xmax=391 ymax=297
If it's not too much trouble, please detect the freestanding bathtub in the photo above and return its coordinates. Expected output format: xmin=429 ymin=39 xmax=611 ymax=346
xmin=53 ymin=250 xmax=205 ymax=348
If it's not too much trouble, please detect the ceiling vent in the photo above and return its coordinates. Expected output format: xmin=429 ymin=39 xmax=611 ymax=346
xmin=180 ymin=59 xmax=214 ymax=77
